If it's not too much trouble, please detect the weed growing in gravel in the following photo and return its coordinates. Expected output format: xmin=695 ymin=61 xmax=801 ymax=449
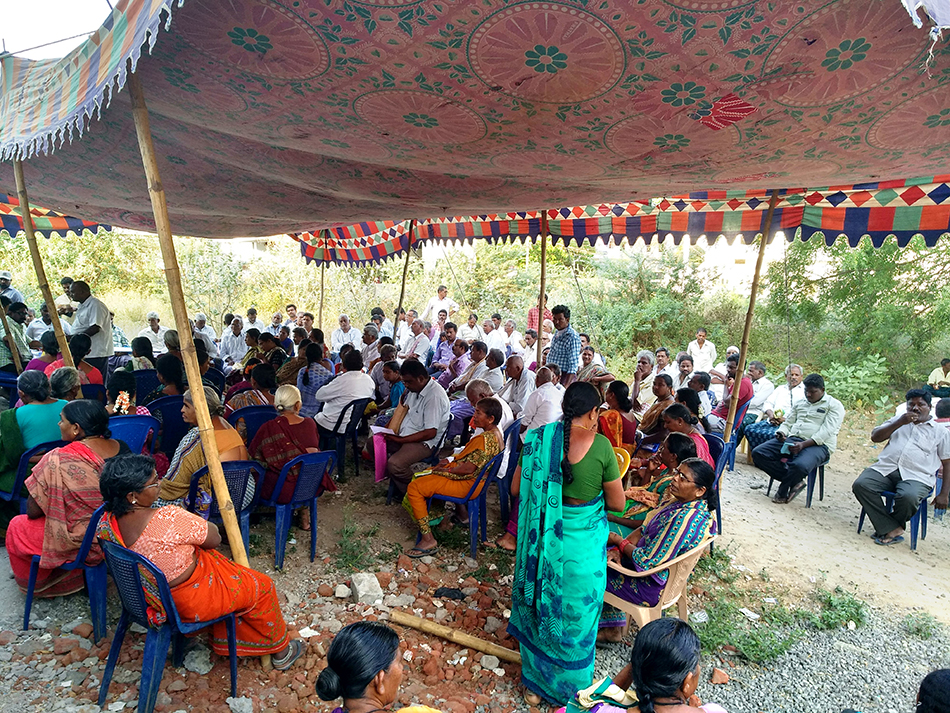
xmin=334 ymin=504 xmax=381 ymax=571
xmin=694 ymin=545 xmax=738 ymax=583
xmin=903 ymin=612 xmax=941 ymax=639
xmin=803 ymin=586 xmax=867 ymax=630
xmin=695 ymin=596 xmax=802 ymax=663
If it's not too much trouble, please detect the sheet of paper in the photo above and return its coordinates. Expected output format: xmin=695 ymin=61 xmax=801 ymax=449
xmin=370 ymin=426 xmax=395 ymax=435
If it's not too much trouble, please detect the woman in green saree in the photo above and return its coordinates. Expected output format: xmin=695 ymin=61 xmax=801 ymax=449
xmin=509 ymin=381 xmax=626 ymax=707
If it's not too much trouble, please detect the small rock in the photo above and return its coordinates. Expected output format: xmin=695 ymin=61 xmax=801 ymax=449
xmin=72 ymin=623 xmax=94 ymax=639
xmin=481 ymin=655 xmax=500 ymax=670
xmin=226 ymin=697 xmax=254 ymax=713
xmin=710 ymin=668 xmax=730 ymax=685
xmin=446 ymin=565 xmax=458 ymax=572
xmin=484 ymin=617 xmax=504 ymax=634
xmin=463 ymin=557 xmax=478 ymax=569
xmin=324 ymin=620 xmax=342 ymax=634
xmin=421 ymin=556 xmax=434 ymax=565
xmin=166 ymin=679 xmax=188 ymax=693
xmin=317 ymin=584 xmax=333 ymax=597
xmin=351 ymin=573 xmax=384 ymax=606
xmin=298 ymin=626 xmax=319 ymax=638
xmin=183 ymin=645 xmax=214 ymax=675
xmin=335 ymin=585 xmax=351 ymax=599
xmin=32 ymin=618 xmax=49 ymax=629
xmin=0 ymin=631 xmax=16 ymax=646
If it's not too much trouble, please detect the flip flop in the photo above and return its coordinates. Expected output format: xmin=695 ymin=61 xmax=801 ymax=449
xmin=873 ymin=535 xmax=904 ymax=546
xmin=273 ymin=639 xmax=305 ymax=670
xmin=407 ymin=546 xmax=440 ymax=559
xmin=786 ymin=481 xmax=806 ymax=503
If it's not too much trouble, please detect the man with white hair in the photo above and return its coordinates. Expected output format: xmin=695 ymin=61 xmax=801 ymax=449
xmin=264 ymin=311 xmax=283 ymax=336
xmin=503 ymin=319 xmax=525 ymax=356
xmin=399 ymin=318 xmax=431 ymax=361
xmin=0 ymin=271 xmax=24 ymax=305
xmin=482 ymin=318 xmax=506 ymax=353
xmin=631 ymin=349 xmax=657 ymax=410
xmin=361 ymin=323 xmax=381 ymax=371
xmin=497 ymin=354 xmax=536 ymax=416
xmin=520 ymin=366 xmax=563 ymax=439
xmin=220 ymin=316 xmax=248 ymax=368
xmin=138 ymin=311 xmax=168 ymax=353
xmin=194 ymin=313 xmax=217 ymax=343
xmin=332 ymin=314 xmax=361 ymax=353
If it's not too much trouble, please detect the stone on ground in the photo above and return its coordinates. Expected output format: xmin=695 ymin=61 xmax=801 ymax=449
xmin=226 ymin=696 xmax=254 ymax=713
xmin=350 ymin=572 xmax=385 ymax=606
xmin=183 ymin=645 xmax=214 ymax=675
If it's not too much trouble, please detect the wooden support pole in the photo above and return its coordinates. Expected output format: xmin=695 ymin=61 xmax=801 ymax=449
xmin=127 ymin=72 xmax=249 ymax=567
xmin=395 ymin=220 xmax=415 ymax=318
xmin=723 ymin=189 xmax=780 ymax=443
xmin=389 ymin=610 xmax=522 ymax=665
xmin=536 ymin=212 xmax=548 ymax=369
xmin=318 ymin=261 xmax=326 ymax=332
xmin=13 ymin=159 xmax=74 ymax=367
xmin=0 ymin=302 xmax=23 ymax=373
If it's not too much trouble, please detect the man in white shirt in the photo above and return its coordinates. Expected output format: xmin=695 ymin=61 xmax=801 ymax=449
xmin=521 ymin=367 xmax=563 ymax=439
xmin=497 ymin=355 xmax=536 ymax=416
xmin=331 ymin=314 xmax=361 ymax=354
xmin=673 ymin=354 xmax=693 ymax=391
xmin=371 ymin=307 xmax=394 ymax=340
xmin=361 ymin=324 xmax=381 ymax=371
xmin=220 ymin=317 xmax=248 ymax=369
xmin=709 ymin=345 xmax=740 ymax=401
xmin=283 ymin=304 xmax=298 ymax=328
xmin=190 ymin=319 xmax=218 ymax=358
xmin=54 ymin=276 xmax=80 ymax=319
xmin=264 ymin=312 xmax=284 ymax=336
xmin=194 ymin=313 xmax=217 ymax=344
xmin=399 ymin=319 xmax=431 ymax=361
xmin=483 ymin=349 xmax=506 ymax=393
xmin=687 ymin=327 xmax=718 ymax=374
xmin=503 ymin=320 xmax=525 ymax=356
xmin=244 ymin=307 xmax=265 ymax=333
xmin=69 ymin=280 xmax=113 ymax=382
xmin=745 ymin=361 xmax=775 ymax=420
xmin=383 ymin=359 xmax=451 ymax=494
xmin=853 ymin=389 xmax=950 ymax=545
xmin=653 ymin=347 xmax=678 ymax=379
xmin=138 ymin=311 xmax=168 ymax=354
xmin=482 ymin=319 xmax=506 ymax=354
xmin=420 ymin=285 xmax=459 ymax=322
xmin=314 ymin=350 xmax=376 ymax=435
xmin=457 ymin=313 xmax=483 ymax=345
xmin=26 ymin=303 xmax=71 ymax=345
xmin=448 ymin=341 xmax=488 ymax=395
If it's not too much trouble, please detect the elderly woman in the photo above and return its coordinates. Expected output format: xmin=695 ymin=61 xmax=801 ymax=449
xmin=98 ymin=454 xmax=304 ymax=668
xmin=44 ymin=334 xmax=103 ymax=385
xmin=578 ymin=346 xmax=614 ymax=401
xmin=599 ymin=380 xmax=638 ymax=451
xmin=316 ymin=622 xmax=439 ymax=713
xmin=25 ymin=331 xmax=60 ymax=373
xmin=6 ymin=400 xmax=129 ymax=597
xmin=50 ymin=367 xmax=83 ymax=402
xmin=744 ymin=364 xmax=806 ymax=451
xmin=599 ymin=458 xmax=717 ymax=641
xmin=163 ymin=330 xmax=182 ymax=360
xmin=156 ymin=386 xmax=248 ymax=514
xmin=142 ymin=354 xmax=185 ymax=406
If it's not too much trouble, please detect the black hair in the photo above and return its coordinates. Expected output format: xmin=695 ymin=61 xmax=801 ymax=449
xmin=223 ymin=312 xmax=234 ymax=327
xmin=250 ymin=363 xmax=278 ymax=390
xmin=525 ymin=329 xmax=538 ymax=339
xmin=62 ymin=399 xmax=112 ymax=439
xmin=681 ymin=457 xmax=717 ymax=512
xmin=629 ymin=618 xmax=701 ymax=713
xmin=468 ymin=312 xmax=478 ymax=321
xmin=803 ymin=373 xmax=825 ymax=390
xmin=487 ymin=348 xmax=505 ymax=368
xmin=726 ymin=353 xmax=740 ymax=366
xmin=749 ymin=360 xmax=767 ymax=373
xmin=342 ymin=350 xmax=363 ymax=372
xmin=315 ymin=622 xmax=400 ymax=701
xmin=155 ymin=353 xmax=185 ymax=392
xmin=40 ymin=330 xmax=60 ymax=357
xmin=470 ymin=340 xmax=488 ymax=355
xmin=259 ymin=332 xmax=277 ymax=344
xmin=475 ymin=396 xmax=503 ymax=425
xmin=491 ymin=312 xmax=502 ymax=321
xmin=936 ymin=398 xmax=950 ymax=420
xmin=581 ymin=346 xmax=595 ymax=355
xmin=664 ymin=401 xmax=699 ymax=427
xmin=302 ymin=343 xmax=325 ymax=386
xmin=286 ymin=304 xmax=297 ymax=311
xmin=906 ymin=388 xmax=932 ymax=406
xmin=579 ymin=333 xmax=590 ymax=342
xmin=655 ymin=373 xmax=673 ymax=390
xmin=370 ymin=307 xmax=384 ymax=317
xmin=444 ymin=322 xmax=458 ymax=332
xmin=310 ymin=328 xmax=325 ymax=345
xmin=690 ymin=371 xmax=711 ymax=390
xmin=68 ymin=333 xmax=92 ymax=363
xmin=607 ymin=380 xmax=633 ymax=412
xmin=656 ymin=347 xmax=670 ymax=358
xmin=339 ymin=343 xmax=355 ymax=360
xmin=100 ymin=454 xmax=156 ymax=517
xmin=379 ymin=336 xmax=394 ymax=348
xmin=551 ymin=304 xmax=571 ymax=321
xmin=677 ymin=354 xmax=693 ymax=366
xmin=560 ymin=381 xmax=602 ymax=485
xmin=292 ymin=327 xmax=307 ymax=340
xmin=245 ymin=328 xmax=261 ymax=342
xmin=108 ymin=370 xmax=138 ymax=404
xmin=674 ymin=389 xmax=710 ymax=432
xmin=130 ymin=336 xmax=154 ymax=362
xmin=942 ymin=358 xmax=950 ymax=367
xmin=17 ymin=370 xmax=50 ymax=402
xmin=665 ymin=432 xmax=698 ymax=465
xmin=918 ymin=669 xmax=950 ymax=713
xmin=382 ymin=360 xmax=401 ymax=375
xmin=400 ymin=359 xmax=428 ymax=380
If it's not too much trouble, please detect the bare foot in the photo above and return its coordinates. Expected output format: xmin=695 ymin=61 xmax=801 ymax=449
xmin=493 ymin=532 xmax=517 ymax=551
xmin=596 ymin=628 xmax=624 ymax=644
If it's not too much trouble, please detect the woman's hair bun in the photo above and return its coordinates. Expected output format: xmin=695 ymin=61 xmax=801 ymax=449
xmin=315 ymin=666 xmax=342 ymax=700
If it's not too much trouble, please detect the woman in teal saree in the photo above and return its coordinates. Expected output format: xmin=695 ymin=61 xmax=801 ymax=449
xmin=509 ymin=382 xmax=627 ymax=706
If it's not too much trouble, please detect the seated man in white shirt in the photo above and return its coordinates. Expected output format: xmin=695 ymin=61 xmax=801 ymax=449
xmin=673 ymin=354 xmax=693 ymax=391
xmin=853 ymin=389 xmax=950 ymax=546
xmin=482 ymin=319 xmax=506 ymax=354
xmin=744 ymin=360 xmax=775 ymax=423
xmin=497 ymin=354 xmax=536 ymax=416
xmin=361 ymin=324 xmax=381 ymax=371
xmin=244 ymin=307 xmax=265 ymax=333
xmin=220 ymin=317 xmax=248 ymax=371
xmin=331 ymin=314 xmax=361 ymax=354
xmin=448 ymin=340 xmax=488 ymax=396
xmin=26 ymin=302 xmax=71 ymax=347
xmin=520 ymin=366 xmax=563 ymax=439
xmin=503 ymin=320 xmax=525 ymax=357
xmin=483 ymin=349 xmax=506 ymax=393
xmin=399 ymin=318 xmax=431 ymax=361
xmin=457 ymin=313 xmax=482 ymax=345
xmin=194 ymin=313 xmax=217 ymax=344
xmin=653 ymin=347 xmax=678 ymax=379
xmin=447 ymin=378 xmax=509 ymax=442
xmin=138 ymin=311 xmax=168 ymax=354
xmin=314 ymin=350 xmax=376 ymax=436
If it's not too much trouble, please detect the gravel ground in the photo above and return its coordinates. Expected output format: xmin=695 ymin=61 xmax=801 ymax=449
xmin=592 ymin=608 xmax=950 ymax=713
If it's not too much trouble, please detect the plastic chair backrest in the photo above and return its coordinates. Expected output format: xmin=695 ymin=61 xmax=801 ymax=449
xmin=204 ymin=368 xmax=226 ymax=395
xmin=109 ymin=415 xmax=161 ymax=453
xmin=2 ymin=440 xmax=69 ymax=502
xmin=461 ymin=452 xmax=505 ymax=501
xmin=434 ymin=413 xmax=454 ymax=453
xmin=613 ymin=447 xmax=631 ymax=477
xmin=725 ymin=399 xmax=751 ymax=440
xmin=148 ymin=395 xmax=188 ymax=457
xmin=331 ymin=398 xmax=371 ymax=436
xmin=132 ymin=370 xmax=161 ymax=406
xmin=188 ymin=461 xmax=264 ymax=519
xmin=267 ymin=451 xmax=338 ymax=507
xmin=226 ymin=405 xmax=278 ymax=444
xmin=81 ymin=384 xmax=107 ymax=403
xmin=658 ymin=536 xmax=715 ymax=607
xmin=99 ymin=539 xmax=176 ymax=630
xmin=702 ymin=433 xmax=725 ymax=468
xmin=63 ymin=504 xmax=106 ymax=572
xmin=503 ymin=418 xmax=522 ymax=480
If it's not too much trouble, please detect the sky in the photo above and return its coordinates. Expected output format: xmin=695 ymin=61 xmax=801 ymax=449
xmin=3 ymin=0 xmax=111 ymax=59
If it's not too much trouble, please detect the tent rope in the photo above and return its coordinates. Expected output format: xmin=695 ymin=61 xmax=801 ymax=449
xmin=440 ymin=242 xmax=471 ymax=315
xmin=783 ymin=232 xmax=793 ymax=371
xmin=569 ymin=246 xmax=596 ymax=346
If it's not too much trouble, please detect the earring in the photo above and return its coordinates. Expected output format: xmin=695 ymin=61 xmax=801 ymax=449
xmin=132 ymin=499 xmax=138 ymax=505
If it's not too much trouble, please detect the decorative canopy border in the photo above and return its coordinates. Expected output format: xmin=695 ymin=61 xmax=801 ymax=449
xmin=0 ymin=192 xmax=110 ymax=238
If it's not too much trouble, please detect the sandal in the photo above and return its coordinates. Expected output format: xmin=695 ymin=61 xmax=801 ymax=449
xmin=272 ymin=639 xmax=304 ymax=670
xmin=786 ymin=481 xmax=806 ymax=503
xmin=523 ymin=690 xmax=542 ymax=706
xmin=407 ymin=546 xmax=440 ymax=559
xmin=873 ymin=534 xmax=905 ymax=546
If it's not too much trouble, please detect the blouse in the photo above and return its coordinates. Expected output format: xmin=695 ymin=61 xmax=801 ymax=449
xmin=133 ymin=506 xmax=208 ymax=581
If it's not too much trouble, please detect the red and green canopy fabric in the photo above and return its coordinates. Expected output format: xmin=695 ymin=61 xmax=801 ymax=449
xmin=2 ymin=0 xmax=950 ymax=241
xmin=0 ymin=192 xmax=110 ymax=238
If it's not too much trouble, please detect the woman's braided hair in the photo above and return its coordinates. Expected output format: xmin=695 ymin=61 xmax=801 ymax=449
xmin=559 ymin=381 xmax=602 ymax=486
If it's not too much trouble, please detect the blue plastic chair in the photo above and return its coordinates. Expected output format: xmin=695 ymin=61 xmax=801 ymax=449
xmin=0 ymin=371 xmax=17 ymax=391
xmin=24 ymin=503 xmax=108 ymax=640
xmin=81 ymin=383 xmax=107 ymax=403
xmin=204 ymin=367 xmax=226 ymax=396
xmin=227 ymin=404 xmax=278 ymax=445
xmin=387 ymin=414 xmax=455 ymax=505
xmin=132 ymin=369 xmax=161 ymax=406
xmin=0 ymin=440 xmax=69 ymax=514
xmin=258 ymin=451 xmax=337 ymax=569
xmin=857 ymin=479 xmax=937 ymax=551
xmin=766 ymin=457 xmax=829 ymax=508
xmin=109 ymin=414 xmax=161 ymax=454
xmin=703 ymin=433 xmax=727 ymax=535
xmin=97 ymin=540 xmax=237 ymax=713
xmin=148 ymin=395 xmax=188 ymax=458
xmin=317 ymin=397 xmax=370 ymax=480
xmin=423 ymin=452 xmax=505 ymax=560
xmin=187 ymin=461 xmax=264 ymax=556
xmin=487 ymin=419 xmax=521 ymax=523
xmin=725 ymin=400 xmax=751 ymax=471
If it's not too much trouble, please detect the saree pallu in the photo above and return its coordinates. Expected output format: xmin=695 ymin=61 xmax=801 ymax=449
xmin=578 ymin=364 xmax=610 ymax=401
xmin=248 ymin=416 xmax=334 ymax=503
xmin=509 ymin=422 xmax=608 ymax=705
xmin=598 ymin=410 xmax=636 ymax=453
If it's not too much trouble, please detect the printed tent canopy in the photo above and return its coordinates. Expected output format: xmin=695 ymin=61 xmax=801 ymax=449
xmin=0 ymin=192 xmax=110 ymax=238
xmin=294 ymin=176 xmax=950 ymax=265
xmin=2 ymin=0 xmax=950 ymax=241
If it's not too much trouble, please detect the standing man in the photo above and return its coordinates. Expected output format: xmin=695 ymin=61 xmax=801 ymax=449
xmin=283 ymin=304 xmax=298 ymax=328
xmin=55 ymin=276 xmax=79 ymax=319
xmin=0 ymin=271 xmax=25 ymax=305
xmin=852 ymin=389 xmax=950 ymax=546
xmin=687 ymin=328 xmax=718 ymax=374
xmin=26 ymin=302 xmax=71 ymax=347
xmin=420 ymin=285 xmax=459 ymax=322
xmin=751 ymin=373 xmax=845 ymax=504
xmin=138 ymin=311 xmax=168 ymax=353
xmin=68 ymin=280 xmax=114 ymax=382
xmin=0 ymin=301 xmax=32 ymax=375
xmin=527 ymin=293 xmax=554 ymax=333
xmin=548 ymin=304 xmax=581 ymax=387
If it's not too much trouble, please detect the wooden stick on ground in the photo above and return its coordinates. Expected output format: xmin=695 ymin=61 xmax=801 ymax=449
xmin=13 ymin=159 xmax=74 ymax=367
xmin=389 ymin=610 xmax=522 ymax=665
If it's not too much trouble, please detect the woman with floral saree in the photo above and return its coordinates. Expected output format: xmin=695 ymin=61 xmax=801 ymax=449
xmin=599 ymin=381 xmax=638 ymax=453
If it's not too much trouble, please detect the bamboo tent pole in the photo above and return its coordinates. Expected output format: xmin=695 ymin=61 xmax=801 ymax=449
xmin=13 ymin=159 xmax=74 ymax=367
xmin=127 ymin=72 xmax=249 ymax=566
xmin=0 ymin=302 xmax=23 ymax=373
xmin=722 ymin=189 xmax=780 ymax=443
xmin=536 ymin=212 xmax=548 ymax=369
xmin=395 ymin=220 xmax=415 ymax=318
xmin=318 ymin=261 xmax=326 ymax=332
xmin=389 ymin=610 xmax=521 ymax=664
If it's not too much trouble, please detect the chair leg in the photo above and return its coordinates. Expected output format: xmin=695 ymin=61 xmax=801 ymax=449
xmin=23 ymin=556 xmax=41 ymax=631
xmin=818 ymin=465 xmax=825 ymax=502
xmin=468 ymin=501 xmax=480 ymax=560
xmin=805 ymin=469 xmax=816 ymax=509
xmin=386 ymin=478 xmax=395 ymax=506
xmin=479 ymin=494 xmax=488 ymax=545
xmin=499 ymin=478 xmax=510 ymax=523
xmin=274 ymin=505 xmax=292 ymax=570
xmin=336 ymin=441 xmax=346 ymax=481
xmin=85 ymin=562 xmax=109 ymax=643
xmin=225 ymin=615 xmax=238 ymax=698
xmin=171 ymin=632 xmax=187 ymax=669
xmin=351 ymin=435 xmax=361 ymax=478
xmin=98 ymin=611 xmax=129 ymax=707
xmin=857 ymin=508 xmax=866 ymax=534
xmin=309 ymin=498 xmax=318 ymax=563
xmin=677 ymin=595 xmax=689 ymax=621
xmin=139 ymin=626 xmax=173 ymax=713
xmin=766 ymin=477 xmax=774 ymax=496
